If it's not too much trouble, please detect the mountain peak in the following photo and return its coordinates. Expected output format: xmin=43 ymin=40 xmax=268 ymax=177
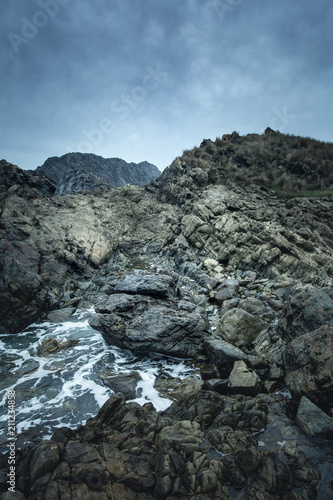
xmin=37 ymin=153 xmax=160 ymax=195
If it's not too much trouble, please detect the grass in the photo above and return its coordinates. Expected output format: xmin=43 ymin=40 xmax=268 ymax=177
xmin=177 ymin=129 xmax=333 ymax=198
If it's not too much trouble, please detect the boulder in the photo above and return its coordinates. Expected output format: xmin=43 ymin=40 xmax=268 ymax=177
xmin=283 ymin=324 xmax=333 ymax=405
xmin=214 ymin=278 xmax=239 ymax=304
xmin=89 ymin=292 xmax=209 ymax=358
xmin=218 ymin=308 xmax=268 ymax=344
xmin=279 ymin=284 xmax=333 ymax=340
xmin=37 ymin=338 xmax=79 ymax=356
xmin=112 ymin=273 xmax=176 ymax=299
xmin=204 ymin=337 xmax=247 ymax=373
xmin=228 ymin=360 xmax=260 ymax=396
xmin=100 ymin=372 xmax=142 ymax=400
xmin=296 ymin=396 xmax=333 ymax=438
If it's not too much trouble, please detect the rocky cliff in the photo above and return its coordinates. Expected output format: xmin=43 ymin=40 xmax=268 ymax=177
xmin=37 ymin=153 xmax=161 ymax=195
xmin=1 ymin=131 xmax=333 ymax=499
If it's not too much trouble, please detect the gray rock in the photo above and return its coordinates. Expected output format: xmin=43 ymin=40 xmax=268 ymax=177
xmin=296 ymin=397 xmax=333 ymax=438
xmin=218 ymin=308 xmax=268 ymax=344
xmin=228 ymin=360 xmax=260 ymax=396
xmin=283 ymin=324 xmax=333 ymax=405
xmin=280 ymin=284 xmax=333 ymax=340
xmin=89 ymin=290 xmax=209 ymax=358
xmin=113 ymin=273 xmax=176 ymax=298
xmin=204 ymin=337 xmax=247 ymax=371
xmin=38 ymin=153 xmax=160 ymax=195
xmin=214 ymin=278 xmax=239 ymax=304
xmin=100 ymin=372 xmax=141 ymax=400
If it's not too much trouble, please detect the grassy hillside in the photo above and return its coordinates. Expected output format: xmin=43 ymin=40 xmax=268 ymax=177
xmin=181 ymin=129 xmax=333 ymax=197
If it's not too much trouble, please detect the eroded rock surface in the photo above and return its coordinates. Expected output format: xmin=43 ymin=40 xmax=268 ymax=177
xmin=89 ymin=273 xmax=210 ymax=357
xmin=11 ymin=392 xmax=325 ymax=500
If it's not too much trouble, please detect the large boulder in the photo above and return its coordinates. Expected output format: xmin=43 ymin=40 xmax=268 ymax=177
xmin=228 ymin=360 xmax=260 ymax=396
xmin=218 ymin=308 xmax=269 ymax=344
xmin=89 ymin=275 xmax=209 ymax=357
xmin=283 ymin=324 xmax=333 ymax=405
xmin=296 ymin=396 xmax=333 ymax=438
xmin=112 ymin=273 xmax=176 ymax=299
xmin=279 ymin=284 xmax=333 ymax=340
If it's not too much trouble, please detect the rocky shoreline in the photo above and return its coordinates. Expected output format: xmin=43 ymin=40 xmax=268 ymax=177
xmin=1 ymin=266 xmax=332 ymax=499
xmin=1 ymin=132 xmax=333 ymax=498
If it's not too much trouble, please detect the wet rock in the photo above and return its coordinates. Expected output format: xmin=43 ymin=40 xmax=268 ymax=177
xmin=203 ymin=378 xmax=229 ymax=394
xmin=296 ymin=396 xmax=333 ymax=438
xmin=228 ymin=360 xmax=260 ymax=396
xmin=30 ymin=440 xmax=60 ymax=482
xmin=45 ymin=306 xmax=76 ymax=322
xmin=100 ymin=372 xmax=142 ymax=400
xmin=283 ymin=324 xmax=333 ymax=405
xmin=89 ymin=289 xmax=209 ymax=358
xmin=36 ymin=337 xmax=79 ymax=356
xmin=167 ymin=377 xmax=204 ymax=400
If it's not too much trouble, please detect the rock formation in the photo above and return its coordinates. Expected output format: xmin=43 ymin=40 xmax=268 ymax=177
xmin=1 ymin=131 xmax=333 ymax=499
xmin=37 ymin=153 xmax=161 ymax=195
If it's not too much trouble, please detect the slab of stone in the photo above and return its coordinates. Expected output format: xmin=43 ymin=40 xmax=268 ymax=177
xmin=113 ymin=273 xmax=176 ymax=298
xmin=204 ymin=337 xmax=247 ymax=370
xmin=296 ymin=396 xmax=333 ymax=438
xmin=214 ymin=279 xmax=239 ymax=304
xmin=228 ymin=360 xmax=260 ymax=396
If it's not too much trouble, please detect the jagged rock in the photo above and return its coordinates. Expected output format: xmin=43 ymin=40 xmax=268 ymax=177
xmin=204 ymin=337 xmax=247 ymax=374
xmin=100 ymin=372 xmax=142 ymax=400
xmin=214 ymin=278 xmax=239 ymax=304
xmin=283 ymin=324 xmax=333 ymax=405
xmin=296 ymin=396 xmax=333 ymax=438
xmin=218 ymin=308 xmax=269 ymax=344
xmin=89 ymin=285 xmax=209 ymax=357
xmin=279 ymin=284 xmax=333 ymax=340
xmin=228 ymin=360 xmax=260 ymax=396
xmin=37 ymin=338 xmax=79 ymax=356
xmin=112 ymin=273 xmax=176 ymax=298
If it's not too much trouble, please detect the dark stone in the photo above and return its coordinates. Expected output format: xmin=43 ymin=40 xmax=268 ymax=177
xmin=204 ymin=337 xmax=247 ymax=371
xmin=280 ymin=285 xmax=333 ymax=340
xmin=89 ymin=289 xmax=209 ymax=358
xmin=113 ymin=273 xmax=176 ymax=298
xmin=214 ymin=278 xmax=239 ymax=304
xmin=38 ymin=153 xmax=160 ymax=195
xmin=37 ymin=338 xmax=79 ymax=356
xmin=283 ymin=324 xmax=333 ymax=405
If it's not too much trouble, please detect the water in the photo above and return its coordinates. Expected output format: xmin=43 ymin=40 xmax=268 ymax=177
xmin=0 ymin=308 xmax=199 ymax=452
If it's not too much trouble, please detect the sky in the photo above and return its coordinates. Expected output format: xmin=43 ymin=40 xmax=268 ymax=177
xmin=1 ymin=0 xmax=333 ymax=172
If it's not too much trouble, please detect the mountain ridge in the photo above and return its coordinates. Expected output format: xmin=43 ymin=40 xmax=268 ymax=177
xmin=37 ymin=152 xmax=161 ymax=195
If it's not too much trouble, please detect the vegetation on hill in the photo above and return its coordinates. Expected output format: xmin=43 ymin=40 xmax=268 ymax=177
xmin=181 ymin=129 xmax=333 ymax=197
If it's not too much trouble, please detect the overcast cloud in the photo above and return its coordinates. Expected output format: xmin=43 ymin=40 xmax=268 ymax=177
xmin=1 ymin=0 xmax=332 ymax=171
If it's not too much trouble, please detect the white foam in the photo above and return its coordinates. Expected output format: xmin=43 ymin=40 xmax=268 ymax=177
xmin=0 ymin=308 xmax=200 ymax=438
xmin=130 ymin=370 xmax=173 ymax=412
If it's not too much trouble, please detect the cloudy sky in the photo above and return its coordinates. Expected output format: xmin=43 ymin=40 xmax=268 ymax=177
xmin=1 ymin=0 xmax=332 ymax=171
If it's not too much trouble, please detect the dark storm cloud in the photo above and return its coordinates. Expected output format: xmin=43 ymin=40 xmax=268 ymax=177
xmin=0 ymin=0 xmax=332 ymax=170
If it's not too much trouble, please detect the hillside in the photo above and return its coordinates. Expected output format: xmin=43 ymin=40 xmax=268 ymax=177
xmin=156 ymin=128 xmax=333 ymax=202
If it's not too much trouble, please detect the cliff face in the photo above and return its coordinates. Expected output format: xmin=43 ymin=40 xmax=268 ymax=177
xmin=37 ymin=153 xmax=161 ymax=195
